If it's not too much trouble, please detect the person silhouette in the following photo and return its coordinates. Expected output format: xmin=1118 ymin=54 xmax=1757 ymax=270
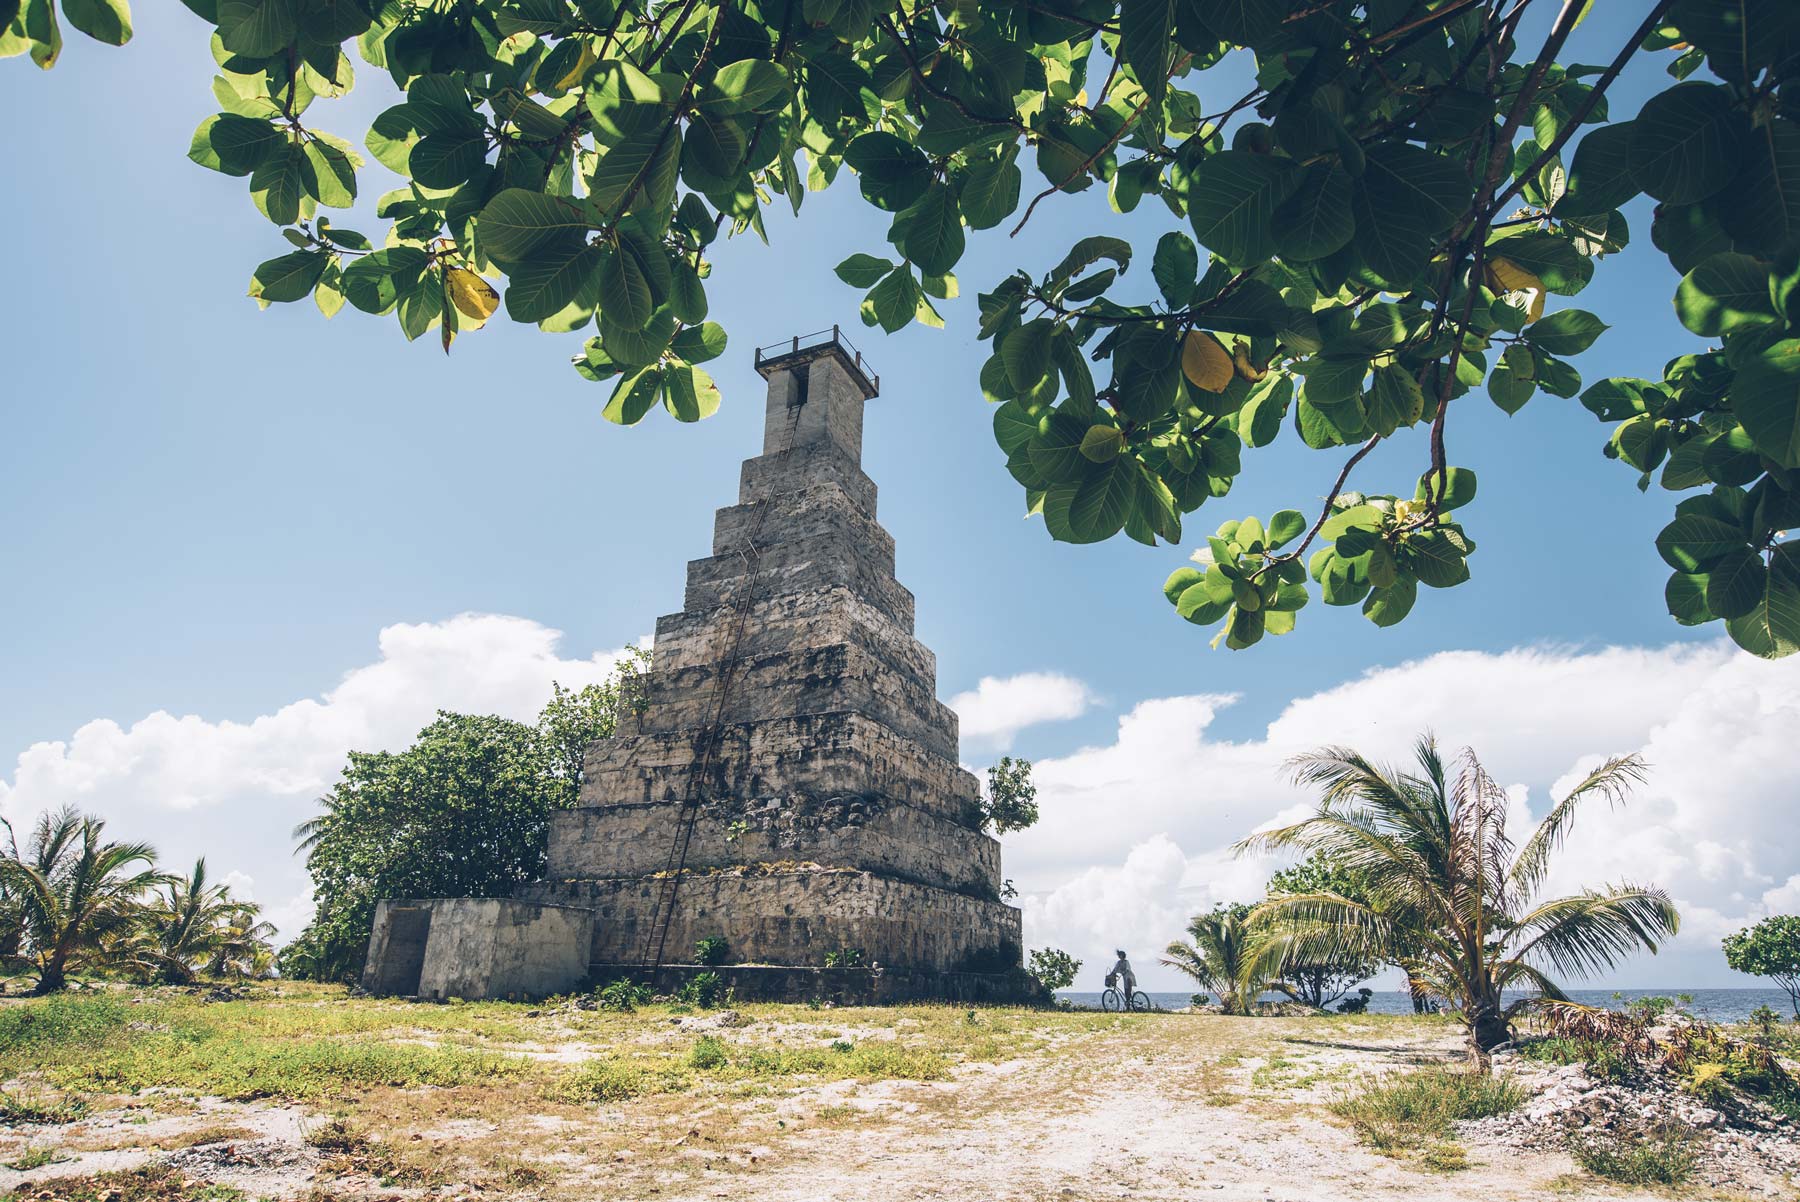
xmin=1106 ymin=948 xmax=1137 ymax=1008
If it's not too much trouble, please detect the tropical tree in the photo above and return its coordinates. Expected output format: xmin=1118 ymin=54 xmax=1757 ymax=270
xmin=11 ymin=3 xmax=1800 ymax=658
xmin=1723 ymin=915 xmax=1800 ymax=1020
xmin=1238 ymin=738 xmax=1679 ymax=1060
xmin=1261 ymin=851 xmax=1382 ymax=1008
xmin=0 ymin=806 xmax=168 ymax=994
xmin=982 ymin=756 xmax=1038 ymax=834
xmin=0 ymin=816 xmax=22 ymax=971
xmin=124 ymin=859 xmax=267 ymax=985
xmin=1162 ymin=902 xmax=1267 ymax=1015
xmin=285 ymin=659 xmax=643 ymax=980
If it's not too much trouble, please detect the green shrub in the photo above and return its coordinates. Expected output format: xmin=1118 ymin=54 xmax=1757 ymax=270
xmin=1570 ymin=1123 xmax=1697 ymax=1186
xmin=824 ymin=948 xmax=865 ymax=968
xmin=693 ymin=936 xmax=730 ymax=967
xmin=689 ymin=1035 xmax=728 ymax=1070
xmin=1332 ymin=1067 xmax=1526 ymax=1155
xmin=0 ymin=994 xmax=131 ymax=1058
xmin=556 ymin=1059 xmax=657 ymax=1103
xmin=675 ymin=971 xmax=725 ymax=1008
xmin=594 ymin=978 xmax=651 ymax=1012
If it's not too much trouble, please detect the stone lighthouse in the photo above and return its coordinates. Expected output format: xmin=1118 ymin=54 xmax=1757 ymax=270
xmin=363 ymin=331 xmax=1035 ymax=1003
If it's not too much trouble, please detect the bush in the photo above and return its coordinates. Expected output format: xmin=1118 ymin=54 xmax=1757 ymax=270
xmin=1570 ymin=1122 xmax=1697 ymax=1186
xmin=595 ymin=978 xmax=651 ymax=1012
xmin=688 ymin=1035 xmax=728 ymax=1070
xmin=693 ymin=936 xmax=730 ymax=967
xmin=824 ymin=948 xmax=865 ymax=968
xmin=557 ymin=1058 xmax=655 ymax=1103
xmin=1332 ymin=1067 xmax=1526 ymax=1155
xmin=1026 ymin=948 xmax=1081 ymax=992
xmin=675 ymin=971 xmax=724 ymax=1008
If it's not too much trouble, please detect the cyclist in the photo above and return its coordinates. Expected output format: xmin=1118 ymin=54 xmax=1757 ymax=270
xmin=1105 ymin=948 xmax=1138 ymax=1009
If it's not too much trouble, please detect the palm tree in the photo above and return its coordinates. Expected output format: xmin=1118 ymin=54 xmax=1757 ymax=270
xmin=1237 ymin=737 xmax=1679 ymax=1061
xmin=0 ymin=816 xmax=24 ymax=975
xmin=0 ymin=806 xmax=167 ymax=994
xmin=204 ymin=911 xmax=278 ymax=980
xmin=127 ymin=859 xmax=265 ymax=985
xmin=1162 ymin=904 xmax=1271 ymax=1014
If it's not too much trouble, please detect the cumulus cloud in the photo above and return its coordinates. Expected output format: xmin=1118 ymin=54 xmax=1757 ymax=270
xmin=949 ymin=671 xmax=1095 ymax=750
xmin=1011 ymin=641 xmax=1800 ymax=991
xmin=0 ymin=614 xmax=637 ymax=942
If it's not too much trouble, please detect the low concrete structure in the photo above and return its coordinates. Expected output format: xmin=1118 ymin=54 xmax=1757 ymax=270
xmin=364 ymin=898 xmax=593 ymax=1002
xmin=363 ymin=331 xmax=1037 ymax=1003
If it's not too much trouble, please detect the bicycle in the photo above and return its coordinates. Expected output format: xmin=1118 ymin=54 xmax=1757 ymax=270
xmin=1100 ymin=986 xmax=1153 ymax=1012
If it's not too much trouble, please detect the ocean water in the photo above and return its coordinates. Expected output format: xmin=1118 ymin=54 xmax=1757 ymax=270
xmin=1055 ymin=987 xmax=1797 ymax=1024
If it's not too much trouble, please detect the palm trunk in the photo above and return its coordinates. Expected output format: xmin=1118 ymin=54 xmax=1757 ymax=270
xmin=33 ymin=959 xmax=67 ymax=994
xmin=1467 ymin=997 xmax=1510 ymax=1062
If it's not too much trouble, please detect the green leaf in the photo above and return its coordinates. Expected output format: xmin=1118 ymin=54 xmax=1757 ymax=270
xmin=1067 ymin=460 xmax=1135 ymax=542
xmin=1363 ymin=575 xmax=1417 ymax=627
xmin=1717 ymin=117 xmax=1800 ymax=256
xmin=478 ymin=189 xmax=591 ymax=265
xmin=1267 ymin=509 xmax=1305 ymax=548
xmin=1349 ymin=180 xmax=1433 ymax=286
xmin=249 ymin=143 xmax=312 ymax=225
xmin=1706 ymin=548 xmax=1768 ymax=620
xmin=702 ymin=59 xmax=790 ymax=114
xmin=1273 ymin=162 xmax=1355 ymax=261
xmin=1152 ymin=231 xmax=1198 ymax=308
xmin=1665 ymin=571 xmax=1714 ymax=625
xmin=994 ymin=401 xmax=1038 ymax=455
xmin=835 ymin=253 xmax=893 ymax=288
xmin=217 ymin=0 xmax=296 ymax=57
xmin=247 ymin=249 xmax=327 ymax=302
xmin=1726 ymin=564 xmax=1800 ymax=658
xmin=410 ymin=128 xmax=487 ymax=188
xmin=1050 ymin=236 xmax=1132 ymax=286
xmin=1187 ymin=150 xmax=1299 ymax=265
xmin=1630 ymin=81 xmax=1746 ymax=204
xmin=340 ymin=247 xmax=429 ymax=315
xmin=1674 ymin=252 xmax=1777 ymax=336
xmin=1202 ymin=0 xmax=1284 ymax=44
xmin=1366 ymin=363 xmax=1424 ymax=437
xmin=955 ymin=149 xmax=1021 ymax=231
xmin=302 ymin=138 xmax=356 ymax=208
xmin=1731 ymin=338 xmax=1800 ymax=467
xmin=188 ymin=113 xmax=282 ymax=177
xmin=583 ymin=60 xmax=665 ymax=138
xmin=890 ymin=182 xmax=964 ymax=276
xmin=1406 ymin=530 xmax=1470 ymax=588
xmin=671 ymin=321 xmax=726 ymax=363
xmin=506 ymin=241 xmax=603 ymax=323
xmin=1528 ymin=309 xmax=1609 ymax=356
xmin=1118 ymin=0 xmax=1175 ymax=136
xmin=589 ymin=121 xmax=678 ymax=221
xmin=1655 ymin=511 xmax=1748 ymax=571
xmin=1555 ymin=121 xmax=1639 ymax=216
xmin=1415 ymin=467 xmax=1477 ymax=511
xmin=1361 ymin=142 xmax=1471 ymax=236
xmin=844 ymin=131 xmax=932 ymax=211
xmin=603 ymin=366 xmax=663 ymax=426
xmin=61 ymin=0 xmax=129 ymax=44
xmin=597 ymin=242 xmax=653 ymax=330
xmin=862 ymin=266 xmax=919 ymax=334
xmin=663 ymin=363 xmax=721 ymax=422
xmin=1003 ymin=319 xmax=1055 ymax=392
xmin=1079 ymin=424 xmax=1124 ymax=463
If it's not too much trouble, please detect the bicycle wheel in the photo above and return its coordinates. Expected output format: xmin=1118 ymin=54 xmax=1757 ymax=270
xmin=1131 ymin=990 xmax=1153 ymax=1012
xmin=1100 ymin=988 xmax=1124 ymax=1012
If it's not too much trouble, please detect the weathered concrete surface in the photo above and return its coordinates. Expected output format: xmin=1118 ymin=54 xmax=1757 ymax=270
xmin=363 ymin=338 xmax=1030 ymax=1001
xmin=519 ymin=867 xmax=1022 ymax=973
xmin=364 ymin=898 xmax=593 ymax=1001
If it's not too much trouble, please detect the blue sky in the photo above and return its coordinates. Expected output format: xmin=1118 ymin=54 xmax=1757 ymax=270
xmin=5 ymin=7 xmax=1796 ymax=989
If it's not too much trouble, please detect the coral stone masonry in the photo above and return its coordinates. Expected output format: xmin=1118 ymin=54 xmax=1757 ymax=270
xmin=364 ymin=332 xmax=1035 ymax=1003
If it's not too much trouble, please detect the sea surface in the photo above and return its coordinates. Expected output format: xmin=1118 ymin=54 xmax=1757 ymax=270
xmin=1055 ymin=987 xmax=1797 ymax=1024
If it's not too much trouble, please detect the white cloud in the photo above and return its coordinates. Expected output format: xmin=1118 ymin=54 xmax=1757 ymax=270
xmin=0 ymin=614 xmax=637 ymax=942
xmin=1010 ymin=641 xmax=1800 ymax=991
xmin=949 ymin=671 xmax=1095 ymax=750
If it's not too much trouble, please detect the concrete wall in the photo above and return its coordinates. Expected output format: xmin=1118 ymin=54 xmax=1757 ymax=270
xmin=545 ymin=793 xmax=1000 ymax=892
xmin=520 ymin=868 xmax=1022 ymax=974
xmin=365 ymin=898 xmax=593 ymax=1001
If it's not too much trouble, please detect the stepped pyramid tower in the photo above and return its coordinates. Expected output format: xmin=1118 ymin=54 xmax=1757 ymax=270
xmin=363 ymin=331 xmax=1035 ymax=1003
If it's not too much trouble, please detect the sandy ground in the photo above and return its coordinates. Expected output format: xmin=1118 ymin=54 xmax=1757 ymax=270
xmin=3 ymin=1012 xmax=1794 ymax=1201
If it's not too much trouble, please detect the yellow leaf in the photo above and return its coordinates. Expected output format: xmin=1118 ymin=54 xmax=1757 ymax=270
xmin=1486 ymin=257 xmax=1546 ymax=323
xmin=554 ymin=39 xmax=597 ymax=92
xmin=1232 ymin=343 xmax=1265 ymax=382
xmin=1181 ymin=331 xmax=1233 ymax=393
xmin=445 ymin=267 xmax=499 ymax=326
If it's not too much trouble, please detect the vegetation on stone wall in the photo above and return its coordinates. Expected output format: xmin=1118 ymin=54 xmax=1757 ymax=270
xmin=0 ymin=809 xmax=273 ymax=994
xmin=282 ymin=651 xmax=648 ymax=982
xmin=9 ymin=2 xmax=1800 ymax=656
xmin=980 ymin=755 xmax=1038 ymax=834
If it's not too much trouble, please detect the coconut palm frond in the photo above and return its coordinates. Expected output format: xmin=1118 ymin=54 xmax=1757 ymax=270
xmin=1507 ymin=886 xmax=1680 ymax=978
xmin=1508 ymin=754 xmax=1648 ymax=899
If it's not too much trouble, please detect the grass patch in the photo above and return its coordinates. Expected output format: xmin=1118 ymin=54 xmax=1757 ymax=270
xmin=0 ymin=1164 xmax=249 ymax=1201
xmin=0 ymin=1087 xmax=88 ymax=1126
xmin=1331 ymin=1067 xmax=1526 ymax=1157
xmin=1569 ymin=1122 xmax=1697 ymax=1186
xmin=4 ymin=1145 xmax=71 ymax=1171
